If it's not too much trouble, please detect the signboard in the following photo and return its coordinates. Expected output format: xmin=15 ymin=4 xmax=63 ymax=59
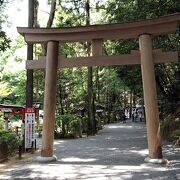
xmin=0 ymin=108 xmax=12 ymax=112
xmin=24 ymin=107 xmax=35 ymax=149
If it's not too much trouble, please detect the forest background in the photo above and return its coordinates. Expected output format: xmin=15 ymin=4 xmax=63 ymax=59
xmin=0 ymin=0 xmax=179 ymax=140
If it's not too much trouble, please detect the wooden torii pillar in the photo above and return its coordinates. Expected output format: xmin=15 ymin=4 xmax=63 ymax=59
xmin=41 ymin=41 xmax=58 ymax=160
xmin=17 ymin=13 xmax=180 ymax=162
xmin=139 ymin=34 xmax=163 ymax=161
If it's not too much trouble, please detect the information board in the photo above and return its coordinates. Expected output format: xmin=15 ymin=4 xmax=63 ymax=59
xmin=24 ymin=107 xmax=35 ymax=149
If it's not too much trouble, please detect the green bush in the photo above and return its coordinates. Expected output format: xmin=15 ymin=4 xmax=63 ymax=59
xmin=70 ymin=118 xmax=80 ymax=136
xmin=171 ymin=129 xmax=180 ymax=140
xmin=0 ymin=130 xmax=21 ymax=155
xmin=81 ymin=117 xmax=88 ymax=133
xmin=56 ymin=114 xmax=72 ymax=128
xmin=55 ymin=114 xmax=82 ymax=138
xmin=0 ymin=121 xmax=4 ymax=130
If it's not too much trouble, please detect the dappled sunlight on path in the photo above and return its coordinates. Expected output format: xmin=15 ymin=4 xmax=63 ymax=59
xmin=0 ymin=121 xmax=179 ymax=179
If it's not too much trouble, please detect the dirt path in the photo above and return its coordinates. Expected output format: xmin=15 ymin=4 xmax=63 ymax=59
xmin=0 ymin=121 xmax=179 ymax=179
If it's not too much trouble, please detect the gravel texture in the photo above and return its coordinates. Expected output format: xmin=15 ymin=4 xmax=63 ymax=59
xmin=0 ymin=120 xmax=179 ymax=180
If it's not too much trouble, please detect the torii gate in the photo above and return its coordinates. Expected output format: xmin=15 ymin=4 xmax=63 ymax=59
xmin=17 ymin=13 xmax=180 ymax=162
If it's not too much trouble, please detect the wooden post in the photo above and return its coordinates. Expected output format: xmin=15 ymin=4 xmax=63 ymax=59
xmin=18 ymin=145 xmax=22 ymax=159
xmin=36 ymin=108 xmax=40 ymax=131
xmin=41 ymin=41 xmax=58 ymax=157
xmin=139 ymin=34 xmax=162 ymax=159
xmin=92 ymin=39 xmax=103 ymax=56
xmin=4 ymin=119 xmax=8 ymax=130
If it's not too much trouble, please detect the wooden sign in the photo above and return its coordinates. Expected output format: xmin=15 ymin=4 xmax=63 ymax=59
xmin=24 ymin=107 xmax=35 ymax=149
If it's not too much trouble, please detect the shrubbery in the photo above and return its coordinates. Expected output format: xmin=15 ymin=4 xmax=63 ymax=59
xmin=0 ymin=130 xmax=21 ymax=155
xmin=0 ymin=121 xmax=4 ymax=130
xmin=55 ymin=114 xmax=84 ymax=138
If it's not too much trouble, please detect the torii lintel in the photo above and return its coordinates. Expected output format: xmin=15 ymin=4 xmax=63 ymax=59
xmin=17 ymin=13 xmax=180 ymax=43
xmin=26 ymin=50 xmax=178 ymax=69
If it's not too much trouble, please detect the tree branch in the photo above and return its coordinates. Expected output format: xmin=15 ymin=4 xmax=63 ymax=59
xmin=47 ymin=0 xmax=57 ymax=28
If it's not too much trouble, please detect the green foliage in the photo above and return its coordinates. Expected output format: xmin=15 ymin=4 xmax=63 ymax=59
xmin=105 ymin=0 xmax=180 ymax=23
xmin=56 ymin=1 xmax=86 ymax=27
xmin=105 ymin=0 xmax=180 ymax=107
xmin=0 ymin=0 xmax=11 ymax=52
xmin=69 ymin=118 xmax=80 ymax=135
xmin=0 ymin=121 xmax=4 ymax=130
xmin=171 ymin=129 xmax=180 ymax=140
xmin=1 ymin=0 xmax=178 ymax=140
xmin=0 ymin=36 xmax=26 ymax=105
xmin=33 ymin=70 xmax=45 ymax=106
xmin=117 ymin=66 xmax=143 ymax=97
xmin=55 ymin=114 xmax=83 ymax=138
xmin=161 ymin=117 xmax=180 ymax=141
xmin=57 ymin=114 xmax=73 ymax=126
xmin=0 ymin=130 xmax=21 ymax=155
xmin=0 ymin=31 xmax=11 ymax=52
xmin=56 ymin=68 xmax=87 ymax=115
xmin=0 ymin=82 xmax=11 ymax=99
xmin=0 ymin=71 xmax=26 ymax=105
xmin=161 ymin=102 xmax=180 ymax=141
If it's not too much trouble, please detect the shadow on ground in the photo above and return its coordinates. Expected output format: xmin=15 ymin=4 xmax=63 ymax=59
xmin=0 ymin=122 xmax=179 ymax=180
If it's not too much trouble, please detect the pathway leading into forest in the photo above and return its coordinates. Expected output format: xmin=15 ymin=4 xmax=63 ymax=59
xmin=0 ymin=120 xmax=180 ymax=180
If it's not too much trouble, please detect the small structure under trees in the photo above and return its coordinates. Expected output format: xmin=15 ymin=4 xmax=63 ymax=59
xmin=17 ymin=13 xmax=180 ymax=162
xmin=0 ymin=104 xmax=39 ymax=150
xmin=0 ymin=104 xmax=24 ymax=131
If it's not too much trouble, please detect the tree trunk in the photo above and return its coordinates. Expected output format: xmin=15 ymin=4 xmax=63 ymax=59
xmin=123 ymin=85 xmax=127 ymax=109
xmin=57 ymin=73 xmax=66 ymax=136
xmin=47 ymin=0 xmax=57 ymax=27
xmin=87 ymin=66 xmax=96 ymax=135
xmin=26 ymin=0 xmax=34 ymax=107
xmin=129 ymin=91 xmax=133 ymax=118
xmin=86 ymin=0 xmax=96 ymax=135
xmin=34 ymin=0 xmax=40 ymax=28
xmin=42 ymin=0 xmax=57 ymax=55
xmin=106 ymin=80 xmax=111 ymax=123
xmin=95 ymin=67 xmax=100 ymax=102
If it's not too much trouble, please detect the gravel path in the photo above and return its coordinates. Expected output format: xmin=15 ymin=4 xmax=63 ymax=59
xmin=0 ymin=121 xmax=179 ymax=180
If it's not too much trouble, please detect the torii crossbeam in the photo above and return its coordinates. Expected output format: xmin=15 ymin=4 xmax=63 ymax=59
xmin=18 ymin=13 xmax=180 ymax=163
xmin=26 ymin=49 xmax=178 ymax=69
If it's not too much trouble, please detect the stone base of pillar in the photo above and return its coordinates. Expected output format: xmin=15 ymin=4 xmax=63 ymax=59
xmin=35 ymin=155 xmax=57 ymax=162
xmin=144 ymin=157 xmax=167 ymax=164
